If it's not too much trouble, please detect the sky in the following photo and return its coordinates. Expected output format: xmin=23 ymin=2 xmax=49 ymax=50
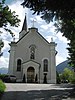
xmin=0 ymin=0 xmax=69 ymax=68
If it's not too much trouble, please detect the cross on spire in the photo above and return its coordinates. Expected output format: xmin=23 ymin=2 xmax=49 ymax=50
xmin=31 ymin=19 xmax=36 ymax=27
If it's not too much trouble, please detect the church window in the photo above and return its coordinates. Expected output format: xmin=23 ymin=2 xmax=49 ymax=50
xmin=30 ymin=46 xmax=35 ymax=59
xmin=43 ymin=59 xmax=48 ymax=72
xmin=17 ymin=59 xmax=21 ymax=71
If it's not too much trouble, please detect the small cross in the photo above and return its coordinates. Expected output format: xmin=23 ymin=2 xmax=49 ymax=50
xmin=51 ymin=37 xmax=53 ymax=42
xmin=31 ymin=19 xmax=36 ymax=27
xmin=12 ymin=34 xmax=15 ymax=42
xmin=13 ymin=35 xmax=15 ymax=42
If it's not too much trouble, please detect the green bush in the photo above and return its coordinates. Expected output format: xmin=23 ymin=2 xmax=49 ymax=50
xmin=0 ymin=74 xmax=8 ymax=82
xmin=0 ymin=74 xmax=5 ymax=81
xmin=70 ymin=76 xmax=75 ymax=84
xmin=0 ymin=80 xmax=6 ymax=93
xmin=70 ymin=73 xmax=75 ymax=84
xmin=56 ymin=72 xmax=61 ymax=84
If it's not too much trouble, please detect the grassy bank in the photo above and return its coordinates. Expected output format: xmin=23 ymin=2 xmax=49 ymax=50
xmin=0 ymin=80 xmax=6 ymax=95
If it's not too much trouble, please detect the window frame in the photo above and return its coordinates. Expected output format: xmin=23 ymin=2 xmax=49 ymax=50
xmin=17 ymin=59 xmax=21 ymax=71
xmin=43 ymin=59 xmax=48 ymax=72
xmin=29 ymin=45 xmax=36 ymax=60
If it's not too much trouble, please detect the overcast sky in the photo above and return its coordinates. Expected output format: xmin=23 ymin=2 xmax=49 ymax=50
xmin=0 ymin=0 xmax=69 ymax=68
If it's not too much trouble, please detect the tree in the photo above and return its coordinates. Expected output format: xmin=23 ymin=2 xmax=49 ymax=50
xmin=0 ymin=0 xmax=20 ymax=34
xmin=0 ymin=39 xmax=4 ymax=56
xmin=23 ymin=74 xmax=26 ymax=83
xmin=56 ymin=71 xmax=61 ymax=84
xmin=21 ymin=0 xmax=75 ymax=70
xmin=43 ymin=74 xmax=47 ymax=83
xmin=0 ymin=0 xmax=20 ymax=55
xmin=35 ymin=74 xmax=38 ymax=83
xmin=67 ymin=41 xmax=75 ymax=72
xmin=60 ymin=68 xmax=73 ymax=82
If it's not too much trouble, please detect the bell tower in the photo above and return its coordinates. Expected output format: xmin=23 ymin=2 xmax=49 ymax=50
xmin=19 ymin=14 xmax=27 ymax=39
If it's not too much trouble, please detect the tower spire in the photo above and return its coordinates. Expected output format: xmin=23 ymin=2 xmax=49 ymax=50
xmin=22 ymin=13 xmax=27 ymax=32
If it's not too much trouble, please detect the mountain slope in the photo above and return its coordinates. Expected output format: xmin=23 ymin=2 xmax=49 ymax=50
xmin=0 ymin=67 xmax=8 ymax=74
xmin=56 ymin=60 xmax=73 ymax=73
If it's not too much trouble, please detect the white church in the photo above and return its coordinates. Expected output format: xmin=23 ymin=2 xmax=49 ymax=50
xmin=8 ymin=15 xmax=57 ymax=83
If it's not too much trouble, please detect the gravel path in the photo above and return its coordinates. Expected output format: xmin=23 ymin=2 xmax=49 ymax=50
xmin=1 ymin=83 xmax=75 ymax=100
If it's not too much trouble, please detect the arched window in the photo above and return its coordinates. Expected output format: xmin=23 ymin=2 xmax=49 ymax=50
xmin=43 ymin=59 xmax=48 ymax=72
xmin=30 ymin=46 xmax=35 ymax=59
xmin=17 ymin=59 xmax=21 ymax=71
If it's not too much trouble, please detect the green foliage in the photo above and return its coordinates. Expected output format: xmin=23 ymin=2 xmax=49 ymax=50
xmin=69 ymin=72 xmax=75 ymax=84
xmin=22 ymin=0 xmax=75 ymax=36
xmin=0 ymin=39 xmax=4 ymax=56
xmin=22 ymin=0 xmax=75 ymax=70
xmin=70 ymin=77 xmax=75 ymax=84
xmin=0 ymin=74 xmax=8 ymax=81
xmin=0 ymin=39 xmax=4 ymax=50
xmin=67 ymin=41 xmax=75 ymax=71
xmin=0 ymin=0 xmax=20 ymax=55
xmin=60 ymin=68 xmax=75 ymax=83
xmin=0 ymin=0 xmax=20 ymax=34
xmin=0 ymin=80 xmax=6 ymax=93
xmin=56 ymin=71 xmax=61 ymax=84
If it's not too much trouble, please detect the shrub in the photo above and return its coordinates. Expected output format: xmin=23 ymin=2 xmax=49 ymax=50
xmin=23 ymin=74 xmax=26 ymax=83
xmin=70 ymin=75 xmax=75 ymax=84
xmin=0 ymin=74 xmax=9 ymax=82
xmin=56 ymin=72 xmax=61 ymax=84
xmin=35 ymin=74 xmax=38 ymax=83
xmin=0 ymin=74 xmax=6 ymax=81
xmin=71 ymin=78 xmax=75 ymax=84
xmin=0 ymin=80 xmax=6 ymax=93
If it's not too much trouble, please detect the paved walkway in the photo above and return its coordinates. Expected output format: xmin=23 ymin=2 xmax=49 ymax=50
xmin=1 ymin=83 xmax=75 ymax=100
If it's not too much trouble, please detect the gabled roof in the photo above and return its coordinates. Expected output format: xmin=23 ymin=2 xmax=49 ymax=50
xmin=22 ymin=59 xmax=41 ymax=66
xmin=16 ymin=27 xmax=50 ymax=45
xmin=36 ymin=29 xmax=50 ymax=44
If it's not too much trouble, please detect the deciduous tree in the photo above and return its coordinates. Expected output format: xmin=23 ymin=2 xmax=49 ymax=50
xmin=21 ymin=0 xmax=75 ymax=70
xmin=0 ymin=0 xmax=20 ymax=34
xmin=0 ymin=0 xmax=20 ymax=56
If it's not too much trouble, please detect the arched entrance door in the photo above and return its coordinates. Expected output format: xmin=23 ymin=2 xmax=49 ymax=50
xmin=27 ymin=67 xmax=35 ymax=83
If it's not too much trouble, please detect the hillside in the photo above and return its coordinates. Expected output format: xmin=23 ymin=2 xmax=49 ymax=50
xmin=0 ymin=67 xmax=8 ymax=74
xmin=0 ymin=61 xmax=73 ymax=74
xmin=56 ymin=60 xmax=73 ymax=73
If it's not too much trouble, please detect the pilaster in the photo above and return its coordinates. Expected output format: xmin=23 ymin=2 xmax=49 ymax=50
xmin=50 ymin=42 xmax=57 ymax=83
xmin=8 ymin=42 xmax=16 ymax=75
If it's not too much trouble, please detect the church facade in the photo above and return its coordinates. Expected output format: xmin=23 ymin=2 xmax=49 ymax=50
xmin=8 ymin=16 xmax=57 ymax=83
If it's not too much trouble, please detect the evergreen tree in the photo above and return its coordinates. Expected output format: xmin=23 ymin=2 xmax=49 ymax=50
xmin=43 ymin=74 xmax=47 ymax=83
xmin=35 ymin=74 xmax=38 ymax=83
xmin=56 ymin=71 xmax=61 ymax=84
xmin=67 ymin=40 xmax=75 ymax=72
xmin=23 ymin=74 xmax=26 ymax=83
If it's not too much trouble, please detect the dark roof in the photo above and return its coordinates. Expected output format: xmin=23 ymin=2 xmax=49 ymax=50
xmin=21 ymin=15 xmax=27 ymax=32
xmin=16 ymin=31 xmax=29 ymax=44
